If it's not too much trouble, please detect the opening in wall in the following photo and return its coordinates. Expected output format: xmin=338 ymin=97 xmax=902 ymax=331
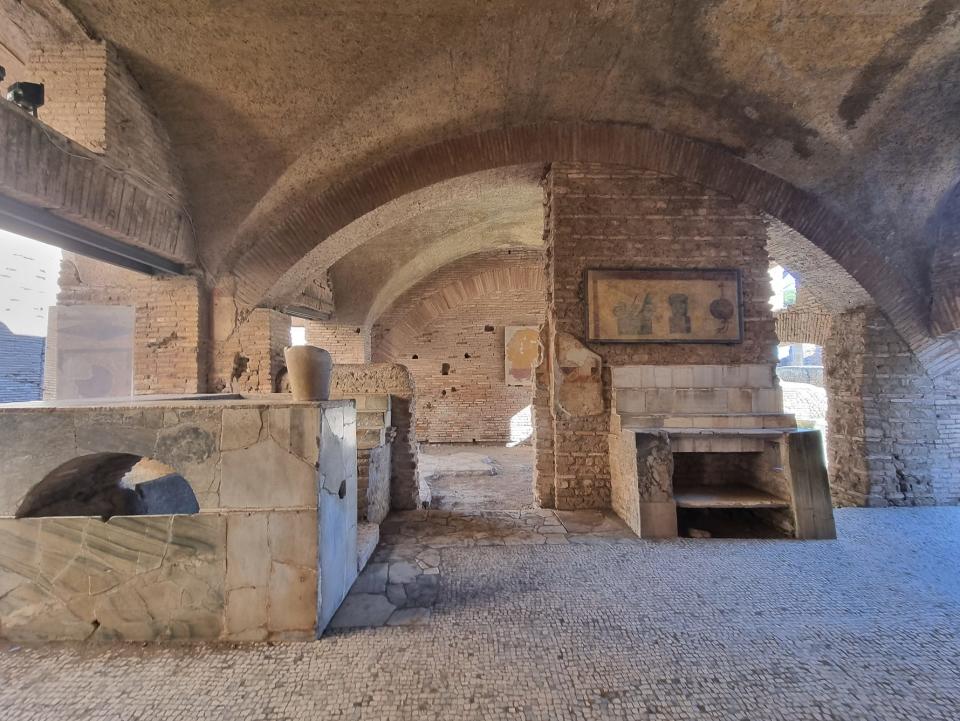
xmin=672 ymin=451 xmax=792 ymax=539
xmin=777 ymin=342 xmax=828 ymax=465
xmin=16 ymin=453 xmax=199 ymax=519
xmin=290 ymin=325 xmax=307 ymax=346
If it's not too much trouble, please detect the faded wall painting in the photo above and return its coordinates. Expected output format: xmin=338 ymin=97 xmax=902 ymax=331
xmin=504 ymin=326 xmax=540 ymax=386
xmin=48 ymin=305 xmax=135 ymax=399
xmin=586 ymin=269 xmax=742 ymax=343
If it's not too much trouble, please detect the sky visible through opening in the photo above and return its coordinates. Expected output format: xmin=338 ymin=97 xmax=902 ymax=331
xmin=0 ymin=230 xmax=61 ymax=338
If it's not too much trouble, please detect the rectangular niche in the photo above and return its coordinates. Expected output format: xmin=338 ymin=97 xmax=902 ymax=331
xmin=672 ymin=451 xmax=792 ymax=539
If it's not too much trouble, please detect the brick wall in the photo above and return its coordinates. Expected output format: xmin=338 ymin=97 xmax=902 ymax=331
xmin=372 ymin=250 xmax=545 ymax=443
xmin=776 ymin=309 xmax=832 ymax=347
xmin=305 ymin=323 xmax=370 ymax=364
xmin=210 ymin=293 xmax=289 ymax=393
xmin=548 ymin=165 xmax=777 ymax=366
xmin=54 ymin=253 xmax=205 ymax=395
xmin=532 ymin=322 xmax=555 ymax=507
xmin=103 ymin=45 xmax=184 ymax=202
xmin=389 ymin=396 xmax=420 ymax=510
xmin=542 ymin=162 xmax=779 ymax=509
xmin=774 ymin=294 xmax=960 ymax=507
xmin=30 ymin=42 xmax=107 ymax=153
xmin=29 ymin=41 xmax=183 ymax=201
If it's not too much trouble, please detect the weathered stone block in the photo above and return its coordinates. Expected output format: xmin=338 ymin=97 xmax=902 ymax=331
xmin=220 ymin=438 xmax=317 ymax=509
xmin=220 ymin=408 xmax=263 ymax=450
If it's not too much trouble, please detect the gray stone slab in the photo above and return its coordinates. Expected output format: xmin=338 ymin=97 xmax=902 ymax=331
xmin=403 ymin=574 xmax=439 ymax=607
xmin=328 ymin=593 xmax=395 ymax=629
xmin=385 ymin=583 xmax=407 ymax=607
xmin=351 ymin=563 xmax=388 ymax=595
xmin=388 ymin=560 xmax=420 ymax=584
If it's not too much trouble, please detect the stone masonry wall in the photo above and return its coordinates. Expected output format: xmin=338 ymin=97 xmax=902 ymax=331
xmin=54 ymin=253 xmax=206 ymax=395
xmin=331 ymin=364 xmax=420 ymax=510
xmin=825 ymin=308 xmax=960 ymax=506
xmin=543 ymin=163 xmax=779 ymax=509
xmin=372 ymin=250 xmax=545 ymax=443
xmin=305 ymin=323 xmax=371 ymax=364
xmin=0 ymin=399 xmax=356 ymax=642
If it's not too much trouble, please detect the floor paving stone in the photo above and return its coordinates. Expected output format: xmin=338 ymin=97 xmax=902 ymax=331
xmin=2 ymin=508 xmax=959 ymax=720
xmin=352 ymin=563 xmax=388 ymax=594
xmin=420 ymin=444 xmax=536 ymax=510
xmin=327 ymin=593 xmax=395 ymax=629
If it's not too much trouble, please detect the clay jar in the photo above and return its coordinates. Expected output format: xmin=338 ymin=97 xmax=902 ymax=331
xmin=283 ymin=345 xmax=333 ymax=401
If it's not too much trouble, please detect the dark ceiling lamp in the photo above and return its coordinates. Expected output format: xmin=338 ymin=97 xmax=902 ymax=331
xmin=6 ymin=81 xmax=45 ymax=117
xmin=0 ymin=65 xmax=46 ymax=117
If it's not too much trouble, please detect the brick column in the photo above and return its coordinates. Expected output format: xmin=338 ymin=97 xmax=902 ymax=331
xmin=539 ymin=162 xmax=779 ymax=510
xmin=210 ymin=286 xmax=290 ymax=393
xmin=532 ymin=322 xmax=555 ymax=507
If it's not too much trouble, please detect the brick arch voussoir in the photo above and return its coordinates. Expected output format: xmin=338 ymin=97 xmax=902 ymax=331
xmin=226 ymin=123 xmax=950 ymax=371
xmin=376 ymin=265 xmax=545 ymax=359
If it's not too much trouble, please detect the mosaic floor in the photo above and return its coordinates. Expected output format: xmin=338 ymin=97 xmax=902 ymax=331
xmin=330 ymin=508 xmax=634 ymax=629
xmin=2 ymin=507 xmax=959 ymax=720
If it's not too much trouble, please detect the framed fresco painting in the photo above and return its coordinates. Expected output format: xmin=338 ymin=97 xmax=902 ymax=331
xmin=504 ymin=326 xmax=541 ymax=386
xmin=585 ymin=268 xmax=743 ymax=343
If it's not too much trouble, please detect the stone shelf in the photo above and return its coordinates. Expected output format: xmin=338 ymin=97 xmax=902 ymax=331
xmin=619 ymin=413 xmax=797 ymax=435
xmin=623 ymin=427 xmax=793 ymax=437
xmin=673 ymin=484 xmax=791 ymax=509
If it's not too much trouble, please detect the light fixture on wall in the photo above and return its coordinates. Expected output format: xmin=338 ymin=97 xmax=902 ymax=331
xmin=5 ymin=80 xmax=44 ymax=117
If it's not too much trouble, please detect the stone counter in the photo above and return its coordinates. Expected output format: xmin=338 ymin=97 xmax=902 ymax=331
xmin=0 ymin=395 xmax=358 ymax=642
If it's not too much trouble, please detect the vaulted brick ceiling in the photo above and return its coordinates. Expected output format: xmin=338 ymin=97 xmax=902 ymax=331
xmin=47 ymin=1 xmax=960 ymax=327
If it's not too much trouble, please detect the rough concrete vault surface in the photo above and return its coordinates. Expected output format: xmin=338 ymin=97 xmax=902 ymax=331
xmin=13 ymin=3 xmax=947 ymax=342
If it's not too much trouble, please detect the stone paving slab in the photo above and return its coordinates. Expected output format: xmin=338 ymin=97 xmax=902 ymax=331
xmin=420 ymin=444 xmax=536 ymax=511
xmin=2 ymin=508 xmax=960 ymax=720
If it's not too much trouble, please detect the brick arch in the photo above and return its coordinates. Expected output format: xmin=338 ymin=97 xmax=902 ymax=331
xmin=374 ymin=262 xmax=545 ymax=360
xmin=223 ymin=122 xmax=955 ymax=373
